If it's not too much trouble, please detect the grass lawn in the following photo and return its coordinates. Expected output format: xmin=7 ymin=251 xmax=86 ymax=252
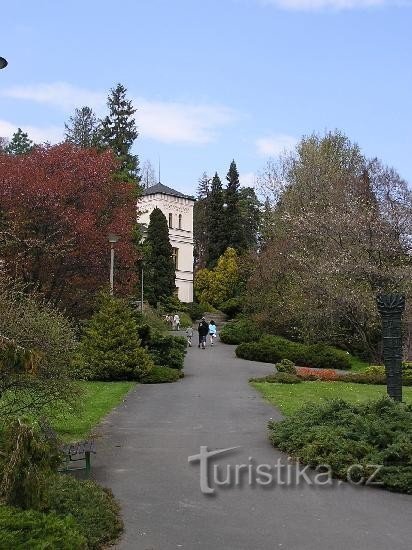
xmin=251 ymin=380 xmax=412 ymax=416
xmin=51 ymin=381 xmax=136 ymax=441
xmin=347 ymin=355 xmax=369 ymax=372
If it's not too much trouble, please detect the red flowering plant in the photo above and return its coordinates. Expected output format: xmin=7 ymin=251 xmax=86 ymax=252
xmin=296 ymin=367 xmax=341 ymax=381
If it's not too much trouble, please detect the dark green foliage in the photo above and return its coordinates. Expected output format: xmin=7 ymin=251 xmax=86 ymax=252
xmin=0 ymin=421 xmax=61 ymax=510
xmin=219 ymin=318 xmax=262 ymax=344
xmin=5 ymin=128 xmax=34 ymax=155
xmin=100 ymin=83 xmax=139 ymax=182
xmin=268 ymin=398 xmax=412 ymax=494
xmin=0 ymin=506 xmax=87 ymax=549
xmin=64 ymin=106 xmax=101 ymax=148
xmin=224 ymin=160 xmax=247 ymax=253
xmin=238 ymin=187 xmax=261 ymax=251
xmin=206 ymin=173 xmax=226 ymax=267
xmin=193 ymin=172 xmax=210 ymax=269
xmin=42 ymin=474 xmax=123 ymax=549
xmin=141 ymin=365 xmax=182 ymax=383
xmin=250 ymin=372 xmax=301 ymax=384
xmin=236 ymin=335 xmax=352 ymax=370
xmin=186 ymin=302 xmax=205 ymax=322
xmin=147 ymin=334 xmax=187 ymax=370
xmin=219 ymin=297 xmax=243 ymax=318
xmin=144 ymin=208 xmax=176 ymax=307
xmin=275 ymin=359 xmax=297 ymax=374
xmin=72 ymin=294 xmax=154 ymax=381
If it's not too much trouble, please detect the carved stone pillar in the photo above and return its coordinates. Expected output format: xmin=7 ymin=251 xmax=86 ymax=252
xmin=376 ymin=294 xmax=405 ymax=402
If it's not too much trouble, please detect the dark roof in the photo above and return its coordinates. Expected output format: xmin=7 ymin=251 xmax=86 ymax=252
xmin=143 ymin=182 xmax=194 ymax=200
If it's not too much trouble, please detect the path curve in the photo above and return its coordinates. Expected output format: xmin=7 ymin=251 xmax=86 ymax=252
xmin=93 ymin=339 xmax=411 ymax=550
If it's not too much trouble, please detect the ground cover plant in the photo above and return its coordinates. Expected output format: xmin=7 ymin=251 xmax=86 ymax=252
xmin=267 ymin=398 xmax=412 ymax=494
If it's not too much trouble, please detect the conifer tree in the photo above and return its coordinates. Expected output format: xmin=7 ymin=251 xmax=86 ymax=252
xmin=101 ymin=83 xmax=139 ymax=182
xmin=64 ymin=106 xmax=101 ymax=148
xmin=224 ymin=160 xmax=247 ymax=253
xmin=144 ymin=208 xmax=176 ymax=306
xmin=194 ymin=172 xmax=211 ymax=269
xmin=5 ymin=128 xmax=33 ymax=155
xmin=206 ymin=172 xmax=226 ymax=267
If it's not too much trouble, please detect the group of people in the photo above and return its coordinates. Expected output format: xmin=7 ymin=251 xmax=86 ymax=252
xmin=185 ymin=317 xmax=217 ymax=349
xmin=165 ymin=314 xmax=180 ymax=331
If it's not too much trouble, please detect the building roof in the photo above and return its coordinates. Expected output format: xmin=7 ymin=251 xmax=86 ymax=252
xmin=143 ymin=182 xmax=194 ymax=200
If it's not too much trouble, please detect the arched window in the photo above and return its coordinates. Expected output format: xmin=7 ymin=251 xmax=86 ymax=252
xmin=168 ymin=213 xmax=173 ymax=228
xmin=178 ymin=214 xmax=182 ymax=230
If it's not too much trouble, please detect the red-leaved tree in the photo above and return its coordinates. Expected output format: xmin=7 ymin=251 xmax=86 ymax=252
xmin=0 ymin=143 xmax=138 ymax=316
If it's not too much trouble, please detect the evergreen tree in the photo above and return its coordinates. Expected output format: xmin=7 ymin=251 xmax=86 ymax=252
xmin=5 ymin=128 xmax=33 ymax=155
xmin=238 ymin=187 xmax=261 ymax=250
xmin=206 ymin=172 xmax=226 ymax=267
xmin=197 ymin=171 xmax=210 ymax=199
xmin=64 ymin=106 xmax=101 ymax=148
xmin=100 ymin=83 xmax=139 ymax=182
xmin=144 ymin=208 xmax=176 ymax=307
xmin=193 ymin=172 xmax=211 ymax=269
xmin=224 ymin=160 xmax=247 ymax=253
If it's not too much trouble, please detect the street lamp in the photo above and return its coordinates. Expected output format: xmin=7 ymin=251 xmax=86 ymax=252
xmin=108 ymin=234 xmax=120 ymax=295
xmin=0 ymin=57 xmax=8 ymax=70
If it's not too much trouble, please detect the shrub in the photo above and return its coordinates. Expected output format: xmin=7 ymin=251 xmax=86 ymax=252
xmin=275 ymin=359 xmax=297 ymax=374
xmin=236 ymin=335 xmax=352 ymax=370
xmin=147 ymin=333 xmax=187 ymax=370
xmin=268 ymin=397 xmax=412 ymax=494
xmin=42 ymin=474 xmax=123 ymax=549
xmin=219 ymin=297 xmax=243 ymax=319
xmin=186 ymin=302 xmax=205 ymax=322
xmin=141 ymin=365 xmax=182 ymax=383
xmin=0 ymin=506 xmax=87 ymax=549
xmin=72 ymin=294 xmax=154 ymax=381
xmin=220 ymin=318 xmax=262 ymax=345
xmin=250 ymin=372 xmax=301 ymax=384
xmin=296 ymin=367 xmax=339 ymax=381
xmin=177 ymin=312 xmax=192 ymax=329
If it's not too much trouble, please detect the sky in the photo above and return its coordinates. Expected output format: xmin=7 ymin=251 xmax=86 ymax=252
xmin=1 ymin=0 xmax=411 ymax=194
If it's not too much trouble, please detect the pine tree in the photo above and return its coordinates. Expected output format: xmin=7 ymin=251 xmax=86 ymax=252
xmin=64 ymin=106 xmax=101 ymax=148
xmin=144 ymin=208 xmax=176 ymax=307
xmin=239 ymin=187 xmax=261 ymax=250
xmin=206 ymin=172 xmax=227 ymax=267
xmin=224 ymin=160 xmax=247 ymax=253
xmin=194 ymin=172 xmax=211 ymax=269
xmin=197 ymin=171 xmax=210 ymax=199
xmin=5 ymin=128 xmax=33 ymax=155
xmin=101 ymin=83 xmax=139 ymax=182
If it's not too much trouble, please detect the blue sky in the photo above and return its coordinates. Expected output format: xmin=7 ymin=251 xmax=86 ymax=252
xmin=1 ymin=0 xmax=411 ymax=193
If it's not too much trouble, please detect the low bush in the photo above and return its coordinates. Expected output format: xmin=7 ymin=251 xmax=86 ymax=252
xmin=275 ymin=359 xmax=297 ymax=374
xmin=219 ymin=297 xmax=243 ymax=319
xmin=250 ymin=372 xmax=301 ymax=384
xmin=177 ymin=312 xmax=192 ymax=329
xmin=0 ymin=505 xmax=87 ymax=549
xmin=220 ymin=318 xmax=263 ymax=345
xmin=141 ymin=365 xmax=182 ymax=383
xmin=147 ymin=333 xmax=187 ymax=370
xmin=268 ymin=397 xmax=412 ymax=494
xmin=236 ymin=335 xmax=352 ymax=370
xmin=186 ymin=302 xmax=205 ymax=322
xmin=42 ymin=474 xmax=123 ymax=549
xmin=296 ymin=367 xmax=339 ymax=381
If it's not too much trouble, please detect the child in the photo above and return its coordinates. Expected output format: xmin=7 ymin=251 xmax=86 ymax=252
xmin=186 ymin=326 xmax=194 ymax=347
xmin=209 ymin=320 xmax=217 ymax=346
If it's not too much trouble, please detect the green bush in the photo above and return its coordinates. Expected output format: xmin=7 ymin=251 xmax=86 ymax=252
xmin=72 ymin=294 xmax=154 ymax=381
xmin=42 ymin=474 xmax=122 ymax=549
xmin=268 ymin=397 xmax=412 ymax=494
xmin=236 ymin=335 xmax=352 ymax=370
xmin=250 ymin=372 xmax=301 ymax=384
xmin=275 ymin=359 xmax=297 ymax=374
xmin=177 ymin=312 xmax=192 ymax=329
xmin=220 ymin=318 xmax=262 ymax=345
xmin=219 ymin=297 xmax=243 ymax=319
xmin=141 ymin=365 xmax=182 ymax=383
xmin=147 ymin=333 xmax=187 ymax=370
xmin=186 ymin=302 xmax=205 ymax=322
xmin=0 ymin=505 xmax=87 ymax=549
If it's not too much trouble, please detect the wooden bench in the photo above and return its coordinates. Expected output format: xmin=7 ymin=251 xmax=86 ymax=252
xmin=40 ymin=420 xmax=96 ymax=476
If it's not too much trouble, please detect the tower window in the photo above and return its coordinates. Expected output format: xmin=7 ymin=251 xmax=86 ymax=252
xmin=168 ymin=213 xmax=173 ymax=228
xmin=172 ymin=247 xmax=179 ymax=270
xmin=178 ymin=214 xmax=182 ymax=229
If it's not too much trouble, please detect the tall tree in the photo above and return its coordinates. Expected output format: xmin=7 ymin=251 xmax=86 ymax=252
xmin=64 ymin=106 xmax=101 ymax=148
xmin=224 ymin=160 xmax=246 ymax=253
xmin=144 ymin=207 xmax=176 ymax=307
xmin=238 ymin=186 xmax=261 ymax=250
xmin=193 ymin=172 xmax=211 ymax=269
xmin=206 ymin=173 xmax=226 ymax=267
xmin=5 ymin=128 xmax=33 ymax=155
xmin=140 ymin=159 xmax=157 ymax=189
xmin=101 ymin=83 xmax=139 ymax=182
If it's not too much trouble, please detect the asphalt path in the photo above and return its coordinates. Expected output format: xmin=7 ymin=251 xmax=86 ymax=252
xmin=92 ymin=338 xmax=411 ymax=550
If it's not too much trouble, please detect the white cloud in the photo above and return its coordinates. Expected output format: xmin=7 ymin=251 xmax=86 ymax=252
xmin=260 ymin=0 xmax=407 ymax=10
xmin=256 ymin=134 xmax=298 ymax=156
xmin=0 ymin=119 xmax=63 ymax=144
xmin=239 ymin=172 xmax=257 ymax=187
xmin=1 ymin=82 xmax=237 ymax=145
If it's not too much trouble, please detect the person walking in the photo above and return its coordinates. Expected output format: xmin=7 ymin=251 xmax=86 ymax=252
xmin=186 ymin=326 xmax=194 ymax=347
xmin=209 ymin=320 xmax=217 ymax=346
xmin=198 ymin=317 xmax=209 ymax=349
xmin=173 ymin=313 xmax=180 ymax=331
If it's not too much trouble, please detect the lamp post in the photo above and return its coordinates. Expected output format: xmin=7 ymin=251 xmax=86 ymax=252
xmin=0 ymin=57 xmax=7 ymax=70
xmin=108 ymin=234 xmax=120 ymax=295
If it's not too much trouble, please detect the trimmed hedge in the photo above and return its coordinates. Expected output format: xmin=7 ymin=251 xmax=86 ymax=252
xmin=268 ymin=397 xmax=412 ymax=494
xmin=220 ymin=318 xmax=262 ymax=345
xmin=141 ymin=365 xmax=182 ymax=383
xmin=236 ymin=335 xmax=352 ymax=370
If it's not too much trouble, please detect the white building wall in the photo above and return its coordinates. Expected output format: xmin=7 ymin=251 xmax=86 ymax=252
xmin=139 ymin=191 xmax=195 ymax=302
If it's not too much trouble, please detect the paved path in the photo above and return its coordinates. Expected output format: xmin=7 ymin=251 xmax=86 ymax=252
xmin=93 ymin=340 xmax=411 ymax=550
